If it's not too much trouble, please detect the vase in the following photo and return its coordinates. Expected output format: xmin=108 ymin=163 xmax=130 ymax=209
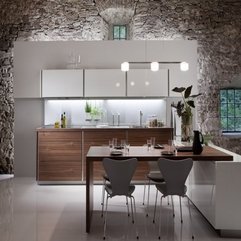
xmin=181 ymin=114 xmax=192 ymax=142
xmin=85 ymin=112 xmax=92 ymax=121
xmin=192 ymin=130 xmax=204 ymax=154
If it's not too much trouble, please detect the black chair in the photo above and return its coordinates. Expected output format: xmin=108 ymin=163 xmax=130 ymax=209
xmin=102 ymin=157 xmax=139 ymax=240
xmin=142 ymin=161 xmax=165 ymax=215
xmin=153 ymin=158 xmax=194 ymax=240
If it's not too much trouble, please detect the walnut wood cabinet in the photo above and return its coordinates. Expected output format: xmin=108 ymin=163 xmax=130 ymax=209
xmin=127 ymin=128 xmax=173 ymax=181
xmin=36 ymin=128 xmax=173 ymax=183
xmin=83 ymin=129 xmax=127 ymax=181
xmin=37 ymin=130 xmax=82 ymax=182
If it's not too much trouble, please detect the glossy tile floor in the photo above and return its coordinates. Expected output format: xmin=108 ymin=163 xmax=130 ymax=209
xmin=0 ymin=177 xmax=238 ymax=241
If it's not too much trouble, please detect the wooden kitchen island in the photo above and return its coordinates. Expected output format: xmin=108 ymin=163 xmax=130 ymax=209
xmin=36 ymin=126 xmax=173 ymax=183
xmin=85 ymin=145 xmax=233 ymax=233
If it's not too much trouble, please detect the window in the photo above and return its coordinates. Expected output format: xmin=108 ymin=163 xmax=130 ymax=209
xmin=113 ymin=25 xmax=127 ymax=40
xmin=220 ymin=89 xmax=241 ymax=132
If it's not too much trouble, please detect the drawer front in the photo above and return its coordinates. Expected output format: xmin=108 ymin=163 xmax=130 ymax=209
xmin=37 ymin=131 xmax=82 ymax=181
xmin=83 ymin=130 xmax=127 ymax=181
xmin=39 ymin=161 xmax=81 ymax=181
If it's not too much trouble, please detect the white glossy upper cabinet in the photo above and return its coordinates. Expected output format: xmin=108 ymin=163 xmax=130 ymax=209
xmin=41 ymin=70 xmax=84 ymax=97
xmin=127 ymin=69 xmax=168 ymax=97
xmin=85 ymin=69 xmax=126 ymax=97
xmin=169 ymin=64 xmax=197 ymax=97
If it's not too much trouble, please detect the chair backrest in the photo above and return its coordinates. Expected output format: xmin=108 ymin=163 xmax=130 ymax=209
xmin=103 ymin=158 xmax=138 ymax=196
xmin=157 ymin=158 xmax=193 ymax=196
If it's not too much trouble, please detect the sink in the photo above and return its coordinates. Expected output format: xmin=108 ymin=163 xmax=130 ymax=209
xmin=96 ymin=125 xmax=130 ymax=128
xmin=110 ymin=125 xmax=130 ymax=128
xmin=130 ymin=125 xmax=147 ymax=128
xmin=80 ymin=125 xmax=148 ymax=129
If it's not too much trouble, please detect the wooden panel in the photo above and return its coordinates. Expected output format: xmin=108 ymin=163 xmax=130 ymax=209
xmin=83 ymin=128 xmax=173 ymax=182
xmin=38 ymin=131 xmax=81 ymax=142
xmin=83 ymin=129 xmax=127 ymax=181
xmin=37 ymin=131 xmax=81 ymax=181
xmin=127 ymin=128 xmax=173 ymax=145
xmin=39 ymin=161 xmax=81 ymax=181
xmin=37 ymin=128 xmax=173 ymax=182
xmin=127 ymin=128 xmax=173 ymax=180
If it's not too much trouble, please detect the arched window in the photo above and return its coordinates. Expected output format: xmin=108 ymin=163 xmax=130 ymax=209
xmin=113 ymin=25 xmax=127 ymax=40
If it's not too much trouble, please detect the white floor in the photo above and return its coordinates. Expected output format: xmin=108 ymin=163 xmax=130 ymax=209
xmin=0 ymin=177 xmax=238 ymax=241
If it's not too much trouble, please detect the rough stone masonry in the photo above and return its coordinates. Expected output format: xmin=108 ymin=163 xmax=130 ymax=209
xmin=0 ymin=0 xmax=241 ymax=173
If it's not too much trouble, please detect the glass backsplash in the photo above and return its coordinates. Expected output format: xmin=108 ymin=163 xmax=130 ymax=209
xmin=44 ymin=99 xmax=167 ymax=126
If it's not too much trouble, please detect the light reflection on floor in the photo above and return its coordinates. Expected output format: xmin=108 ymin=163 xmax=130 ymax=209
xmin=0 ymin=177 xmax=238 ymax=241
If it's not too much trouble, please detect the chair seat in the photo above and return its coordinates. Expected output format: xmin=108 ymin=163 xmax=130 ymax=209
xmin=155 ymin=183 xmax=187 ymax=197
xmin=105 ymin=184 xmax=135 ymax=197
xmin=147 ymin=172 xmax=164 ymax=183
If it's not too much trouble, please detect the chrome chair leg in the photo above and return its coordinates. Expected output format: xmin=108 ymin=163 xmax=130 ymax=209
xmin=158 ymin=195 xmax=164 ymax=239
xmin=130 ymin=196 xmax=134 ymax=223
xmin=101 ymin=179 xmax=107 ymax=217
xmin=126 ymin=196 xmax=130 ymax=216
xmin=171 ymin=196 xmax=175 ymax=217
xmin=152 ymin=189 xmax=159 ymax=223
xmin=143 ymin=178 xmax=147 ymax=205
xmin=179 ymin=196 xmax=183 ymax=223
xmin=146 ymin=179 xmax=151 ymax=216
xmin=132 ymin=196 xmax=139 ymax=239
xmin=186 ymin=196 xmax=194 ymax=239
xmin=103 ymin=195 xmax=109 ymax=240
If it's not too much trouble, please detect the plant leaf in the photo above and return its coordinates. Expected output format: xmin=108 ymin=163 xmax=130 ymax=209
xmin=176 ymin=101 xmax=184 ymax=117
xmin=187 ymin=100 xmax=195 ymax=108
xmin=172 ymin=87 xmax=185 ymax=93
xmin=184 ymin=85 xmax=192 ymax=98
xmin=190 ymin=93 xmax=202 ymax=98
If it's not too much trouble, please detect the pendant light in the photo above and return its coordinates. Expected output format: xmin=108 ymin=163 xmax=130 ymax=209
xmin=121 ymin=62 xmax=129 ymax=72
xmin=180 ymin=61 xmax=189 ymax=71
xmin=151 ymin=62 xmax=159 ymax=71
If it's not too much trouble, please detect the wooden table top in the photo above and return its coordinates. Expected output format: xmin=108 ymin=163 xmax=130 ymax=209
xmin=86 ymin=145 xmax=233 ymax=161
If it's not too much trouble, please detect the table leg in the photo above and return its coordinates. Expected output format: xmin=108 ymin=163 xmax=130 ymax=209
xmin=86 ymin=159 xmax=93 ymax=233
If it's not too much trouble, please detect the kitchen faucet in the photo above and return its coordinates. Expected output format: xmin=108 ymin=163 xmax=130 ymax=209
xmin=112 ymin=113 xmax=120 ymax=126
xmin=117 ymin=113 xmax=120 ymax=126
xmin=140 ymin=110 xmax=143 ymax=127
xmin=112 ymin=114 xmax=115 ymax=126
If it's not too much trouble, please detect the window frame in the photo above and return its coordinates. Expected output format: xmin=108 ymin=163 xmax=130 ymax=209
xmin=220 ymin=88 xmax=241 ymax=133
xmin=113 ymin=25 xmax=127 ymax=40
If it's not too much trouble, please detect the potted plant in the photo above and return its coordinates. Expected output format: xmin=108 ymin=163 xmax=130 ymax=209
xmin=85 ymin=101 xmax=92 ymax=121
xmin=171 ymin=85 xmax=201 ymax=142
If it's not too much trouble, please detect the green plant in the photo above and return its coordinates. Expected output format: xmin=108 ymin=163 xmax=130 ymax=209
xmin=85 ymin=101 xmax=92 ymax=113
xmin=171 ymin=85 xmax=201 ymax=119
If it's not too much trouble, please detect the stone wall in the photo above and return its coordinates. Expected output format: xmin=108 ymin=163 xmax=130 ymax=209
xmin=0 ymin=0 xmax=241 ymax=173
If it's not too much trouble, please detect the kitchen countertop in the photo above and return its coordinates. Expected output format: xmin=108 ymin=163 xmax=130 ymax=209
xmin=36 ymin=125 xmax=172 ymax=131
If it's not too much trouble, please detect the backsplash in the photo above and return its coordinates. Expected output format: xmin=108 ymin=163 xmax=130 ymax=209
xmin=44 ymin=99 xmax=167 ymax=127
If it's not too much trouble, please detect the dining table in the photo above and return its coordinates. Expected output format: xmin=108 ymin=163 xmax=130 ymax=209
xmin=85 ymin=145 xmax=233 ymax=233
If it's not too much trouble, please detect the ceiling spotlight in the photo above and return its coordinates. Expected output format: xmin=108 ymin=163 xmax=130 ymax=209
xmin=151 ymin=62 xmax=159 ymax=71
xmin=180 ymin=62 xmax=189 ymax=71
xmin=121 ymin=62 xmax=129 ymax=72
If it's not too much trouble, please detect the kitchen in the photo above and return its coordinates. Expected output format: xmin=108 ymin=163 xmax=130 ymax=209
xmin=14 ymin=40 xmax=196 ymax=180
xmin=1 ymin=1 xmax=240 ymax=240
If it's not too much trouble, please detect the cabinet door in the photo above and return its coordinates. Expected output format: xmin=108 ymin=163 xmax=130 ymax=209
xmin=83 ymin=129 xmax=127 ymax=181
xmin=127 ymin=128 xmax=173 ymax=181
xmin=37 ymin=131 xmax=82 ymax=181
xmin=41 ymin=69 xmax=84 ymax=97
xmin=127 ymin=69 xmax=168 ymax=97
xmin=169 ymin=65 xmax=197 ymax=97
xmin=85 ymin=69 xmax=126 ymax=97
